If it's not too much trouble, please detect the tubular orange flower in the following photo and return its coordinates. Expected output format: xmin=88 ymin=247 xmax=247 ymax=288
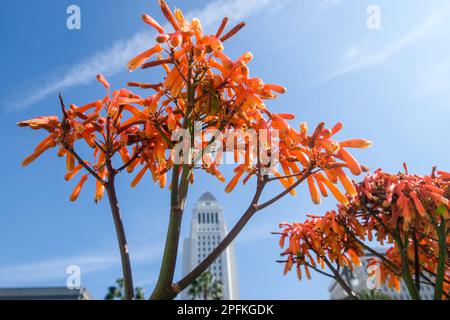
xmin=336 ymin=168 xmax=357 ymax=198
xmin=95 ymin=179 xmax=105 ymax=202
xmin=66 ymin=153 xmax=75 ymax=172
xmin=22 ymin=147 xmax=49 ymax=167
xmin=18 ymin=0 xmax=376 ymax=301
xmin=410 ymin=191 xmax=426 ymax=217
xmin=307 ymin=176 xmax=321 ymax=205
xmin=158 ymin=0 xmax=179 ymax=31
xmin=339 ymin=139 xmax=372 ymax=149
xmin=142 ymin=14 xmax=165 ymax=34
xmin=315 ymin=173 xmax=349 ymax=206
xmin=337 ymin=148 xmax=362 ymax=176
xmin=127 ymin=44 xmax=163 ymax=71
xmin=315 ymin=176 xmax=329 ymax=197
xmin=131 ymin=166 xmax=149 ymax=188
xmin=278 ymin=166 xmax=450 ymax=300
xmin=225 ymin=169 xmax=245 ymax=193
xmin=347 ymin=249 xmax=362 ymax=267
xmin=264 ymin=84 xmax=286 ymax=94
xmin=96 ymin=74 xmax=110 ymax=89
xmin=70 ymin=174 xmax=88 ymax=202
xmin=65 ymin=165 xmax=83 ymax=181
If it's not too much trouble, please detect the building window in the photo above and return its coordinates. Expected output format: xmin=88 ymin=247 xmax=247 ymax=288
xmin=215 ymin=212 xmax=218 ymax=223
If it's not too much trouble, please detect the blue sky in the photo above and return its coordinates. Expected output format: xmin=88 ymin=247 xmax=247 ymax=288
xmin=1 ymin=0 xmax=450 ymax=300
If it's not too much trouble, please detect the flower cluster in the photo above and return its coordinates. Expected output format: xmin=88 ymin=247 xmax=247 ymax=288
xmin=17 ymin=0 xmax=370 ymax=206
xmin=278 ymin=167 xmax=450 ymax=298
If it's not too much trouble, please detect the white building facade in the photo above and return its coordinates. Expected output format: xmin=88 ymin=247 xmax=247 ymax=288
xmin=181 ymin=192 xmax=239 ymax=300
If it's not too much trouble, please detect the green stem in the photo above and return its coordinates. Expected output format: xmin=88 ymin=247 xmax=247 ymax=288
xmin=434 ymin=216 xmax=447 ymax=300
xmin=150 ymin=166 xmax=192 ymax=300
xmin=150 ymin=52 xmax=196 ymax=300
xmin=393 ymin=227 xmax=421 ymax=300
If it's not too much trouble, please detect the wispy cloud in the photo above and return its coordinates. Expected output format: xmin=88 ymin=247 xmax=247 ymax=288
xmin=10 ymin=32 xmax=153 ymax=111
xmin=321 ymin=5 xmax=450 ymax=83
xmin=0 ymin=244 xmax=162 ymax=286
xmin=6 ymin=0 xmax=286 ymax=112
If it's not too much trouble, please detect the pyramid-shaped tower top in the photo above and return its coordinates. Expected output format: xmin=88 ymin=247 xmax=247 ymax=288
xmin=198 ymin=192 xmax=217 ymax=202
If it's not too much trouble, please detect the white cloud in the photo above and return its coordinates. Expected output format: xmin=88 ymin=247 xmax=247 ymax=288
xmin=322 ymin=6 xmax=450 ymax=83
xmin=0 ymin=244 xmax=162 ymax=286
xmin=11 ymin=32 xmax=154 ymax=111
xmin=7 ymin=0 xmax=286 ymax=112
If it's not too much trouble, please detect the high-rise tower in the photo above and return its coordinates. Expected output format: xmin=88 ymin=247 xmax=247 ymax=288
xmin=181 ymin=192 xmax=239 ymax=300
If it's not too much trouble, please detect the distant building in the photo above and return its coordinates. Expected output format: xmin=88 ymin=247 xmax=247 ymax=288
xmin=181 ymin=192 xmax=239 ymax=300
xmin=329 ymin=251 xmax=435 ymax=300
xmin=0 ymin=287 xmax=93 ymax=300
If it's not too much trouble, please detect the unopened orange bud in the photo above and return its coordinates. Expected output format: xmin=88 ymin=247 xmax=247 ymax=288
xmin=331 ymin=122 xmax=344 ymax=136
xmin=70 ymin=175 xmax=88 ymax=202
xmin=96 ymin=74 xmax=110 ymax=89
xmin=336 ymin=168 xmax=357 ymax=198
xmin=65 ymin=165 xmax=82 ymax=181
xmin=410 ymin=191 xmax=426 ymax=217
xmin=307 ymin=176 xmax=321 ymax=205
xmin=131 ymin=166 xmax=148 ymax=188
xmin=225 ymin=170 xmax=244 ymax=193
xmin=265 ymin=84 xmax=286 ymax=94
xmin=142 ymin=14 xmax=165 ymax=34
xmin=316 ymin=173 xmax=349 ymax=206
xmin=127 ymin=44 xmax=163 ymax=71
xmin=158 ymin=0 xmax=180 ymax=31
xmin=174 ymin=8 xmax=185 ymax=26
xmin=340 ymin=139 xmax=372 ymax=149
xmin=338 ymin=148 xmax=362 ymax=176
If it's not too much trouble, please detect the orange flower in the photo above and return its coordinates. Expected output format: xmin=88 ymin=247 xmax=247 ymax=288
xmin=339 ymin=139 xmax=372 ymax=149
xmin=127 ymin=44 xmax=163 ymax=71
xmin=225 ymin=167 xmax=245 ymax=193
xmin=158 ymin=0 xmax=180 ymax=31
xmin=131 ymin=166 xmax=149 ymax=188
xmin=307 ymin=176 xmax=321 ymax=204
xmin=337 ymin=148 xmax=362 ymax=176
xmin=315 ymin=173 xmax=349 ymax=205
xmin=142 ymin=14 xmax=165 ymax=34
xmin=335 ymin=168 xmax=357 ymax=198
xmin=96 ymin=74 xmax=110 ymax=89
xmin=70 ymin=175 xmax=88 ymax=202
